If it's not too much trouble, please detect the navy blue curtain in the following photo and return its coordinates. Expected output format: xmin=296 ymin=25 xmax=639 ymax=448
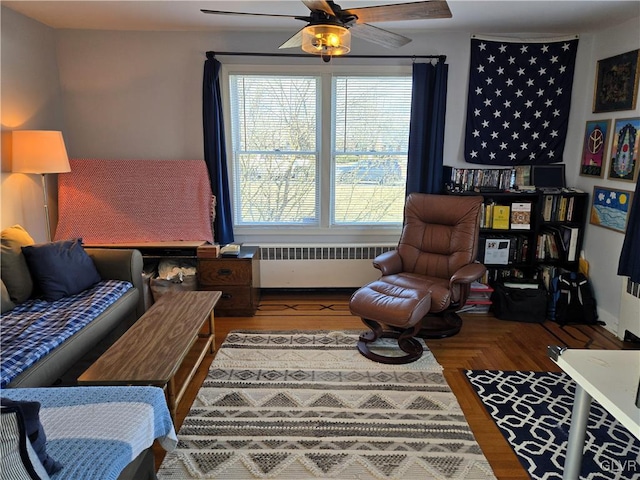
xmin=405 ymin=61 xmax=448 ymax=195
xmin=203 ymin=52 xmax=234 ymax=244
xmin=617 ymin=177 xmax=640 ymax=283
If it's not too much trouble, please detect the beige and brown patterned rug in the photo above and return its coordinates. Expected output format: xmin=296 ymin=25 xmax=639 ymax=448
xmin=157 ymin=330 xmax=496 ymax=479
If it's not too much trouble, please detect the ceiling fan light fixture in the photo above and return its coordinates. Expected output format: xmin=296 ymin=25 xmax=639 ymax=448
xmin=301 ymin=24 xmax=351 ymax=58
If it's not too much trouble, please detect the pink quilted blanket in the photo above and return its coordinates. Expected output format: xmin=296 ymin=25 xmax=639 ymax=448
xmin=55 ymin=159 xmax=214 ymax=244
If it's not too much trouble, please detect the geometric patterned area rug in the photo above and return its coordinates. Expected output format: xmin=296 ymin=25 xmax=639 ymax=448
xmin=465 ymin=370 xmax=640 ymax=480
xmin=158 ymin=330 xmax=496 ymax=479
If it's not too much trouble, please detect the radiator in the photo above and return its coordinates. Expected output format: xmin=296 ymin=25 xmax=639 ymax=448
xmin=618 ymin=277 xmax=640 ymax=341
xmin=258 ymin=245 xmax=396 ymax=288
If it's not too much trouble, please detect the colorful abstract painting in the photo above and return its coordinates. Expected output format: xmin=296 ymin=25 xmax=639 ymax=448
xmin=608 ymin=117 xmax=640 ymax=182
xmin=590 ymin=185 xmax=634 ymax=233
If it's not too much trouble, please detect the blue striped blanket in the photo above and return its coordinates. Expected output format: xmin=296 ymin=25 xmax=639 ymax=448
xmin=1 ymin=280 xmax=132 ymax=387
xmin=2 ymin=386 xmax=177 ymax=480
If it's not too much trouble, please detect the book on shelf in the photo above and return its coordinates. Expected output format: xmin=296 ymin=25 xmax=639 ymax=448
xmin=470 ymin=281 xmax=493 ymax=291
xmin=467 ymin=282 xmax=494 ymax=301
xmin=510 ymin=202 xmax=532 ymax=229
xmin=460 ymin=280 xmax=494 ymax=315
xmin=444 ymin=166 xmax=515 ymax=192
xmin=479 ymin=234 xmax=528 ymax=265
xmin=481 ymin=201 xmax=495 ymax=228
xmin=484 ymin=268 xmax=528 ymax=284
xmin=503 ymin=281 xmax=540 ymax=289
xmin=547 ymin=231 xmax=560 ymax=259
xmin=492 ymin=205 xmax=510 ymax=229
xmin=543 ymin=195 xmax=554 ymax=222
xmin=514 ymin=165 xmax=531 ymax=187
xmin=567 ymin=196 xmax=575 ymax=221
xmin=539 ymin=192 xmax=583 ymax=223
xmin=557 ymin=196 xmax=568 ymax=222
xmin=559 ymin=225 xmax=579 ymax=262
xmin=539 ymin=264 xmax=567 ymax=291
xmin=536 ymin=227 xmax=564 ymax=260
xmin=540 ymin=265 xmax=554 ymax=290
xmin=483 ymin=238 xmax=511 ymax=265
xmin=457 ymin=303 xmax=491 ymax=314
xmin=465 ymin=295 xmax=493 ymax=304
xmin=482 ymin=201 xmax=516 ymax=229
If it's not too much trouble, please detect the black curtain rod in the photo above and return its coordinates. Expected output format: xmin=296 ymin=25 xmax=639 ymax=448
xmin=207 ymin=51 xmax=446 ymax=62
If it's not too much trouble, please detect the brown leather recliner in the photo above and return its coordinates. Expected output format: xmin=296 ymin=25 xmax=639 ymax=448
xmin=349 ymin=193 xmax=486 ymax=364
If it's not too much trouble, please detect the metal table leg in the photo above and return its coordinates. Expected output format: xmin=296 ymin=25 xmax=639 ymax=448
xmin=563 ymin=385 xmax=592 ymax=480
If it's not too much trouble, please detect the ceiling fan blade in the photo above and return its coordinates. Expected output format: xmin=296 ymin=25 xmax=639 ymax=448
xmin=200 ymin=9 xmax=304 ymax=20
xmin=301 ymin=0 xmax=336 ymax=17
xmin=279 ymin=28 xmax=305 ymax=49
xmin=345 ymin=1 xmax=452 ymax=23
xmin=349 ymin=23 xmax=412 ymax=49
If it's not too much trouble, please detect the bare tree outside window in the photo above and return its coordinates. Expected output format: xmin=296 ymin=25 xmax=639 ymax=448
xmin=231 ymin=75 xmax=318 ymax=224
xmin=228 ymin=73 xmax=411 ymax=227
xmin=333 ymin=76 xmax=410 ymax=224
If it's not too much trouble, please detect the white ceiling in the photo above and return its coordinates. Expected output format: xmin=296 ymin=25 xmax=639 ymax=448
xmin=3 ymin=1 xmax=639 ymax=35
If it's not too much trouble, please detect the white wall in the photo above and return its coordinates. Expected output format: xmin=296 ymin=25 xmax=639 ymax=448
xmin=53 ymin=28 xmax=465 ymax=158
xmin=574 ymin=17 xmax=640 ymax=333
xmin=1 ymin=7 xmax=64 ymax=242
xmin=55 ymin=30 xmax=208 ymax=160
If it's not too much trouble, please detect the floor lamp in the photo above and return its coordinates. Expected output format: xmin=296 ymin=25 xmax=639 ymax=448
xmin=12 ymin=130 xmax=71 ymax=242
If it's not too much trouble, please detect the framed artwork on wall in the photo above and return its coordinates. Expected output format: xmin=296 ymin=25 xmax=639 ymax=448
xmin=607 ymin=117 xmax=640 ymax=182
xmin=593 ymin=49 xmax=640 ymax=113
xmin=590 ymin=185 xmax=634 ymax=233
xmin=580 ymin=119 xmax=611 ymax=177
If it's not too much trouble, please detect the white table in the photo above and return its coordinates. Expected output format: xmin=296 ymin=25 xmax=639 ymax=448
xmin=550 ymin=348 xmax=640 ymax=480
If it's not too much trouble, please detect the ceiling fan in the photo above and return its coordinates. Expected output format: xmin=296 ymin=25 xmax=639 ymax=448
xmin=201 ymin=0 xmax=452 ymax=62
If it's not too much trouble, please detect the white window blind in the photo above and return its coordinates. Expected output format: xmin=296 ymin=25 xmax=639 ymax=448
xmin=230 ymin=75 xmax=318 ymax=225
xmin=333 ymin=76 xmax=412 ymax=224
xmin=227 ymin=72 xmax=412 ymax=228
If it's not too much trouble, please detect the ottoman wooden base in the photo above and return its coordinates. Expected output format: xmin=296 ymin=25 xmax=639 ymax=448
xmin=357 ymin=320 xmax=424 ymax=365
xmin=350 ymin=280 xmax=433 ymax=364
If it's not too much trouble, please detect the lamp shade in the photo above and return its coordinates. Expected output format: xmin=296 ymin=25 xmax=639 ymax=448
xmin=301 ymin=24 xmax=351 ymax=57
xmin=12 ymin=130 xmax=70 ymax=174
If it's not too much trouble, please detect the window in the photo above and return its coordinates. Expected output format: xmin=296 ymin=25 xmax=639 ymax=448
xmin=230 ymin=75 xmax=318 ymax=225
xmin=228 ymin=70 xmax=412 ymax=230
xmin=333 ymin=76 xmax=411 ymax=224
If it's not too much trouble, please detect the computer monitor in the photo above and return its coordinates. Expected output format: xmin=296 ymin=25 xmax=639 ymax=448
xmin=532 ymin=164 xmax=566 ymax=188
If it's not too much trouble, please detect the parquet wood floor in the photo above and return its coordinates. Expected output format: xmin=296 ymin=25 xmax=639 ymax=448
xmin=155 ymin=290 xmax=635 ymax=479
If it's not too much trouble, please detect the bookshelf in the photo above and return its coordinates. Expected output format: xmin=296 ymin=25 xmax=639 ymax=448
xmin=463 ymin=190 xmax=589 ymax=287
xmin=536 ymin=191 xmax=589 ymax=289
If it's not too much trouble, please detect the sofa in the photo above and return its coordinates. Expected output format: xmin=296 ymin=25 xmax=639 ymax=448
xmin=1 ymin=225 xmax=145 ymax=388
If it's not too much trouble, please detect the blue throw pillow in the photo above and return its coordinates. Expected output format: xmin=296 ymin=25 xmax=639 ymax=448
xmin=22 ymin=239 xmax=101 ymax=301
xmin=0 ymin=398 xmax=63 ymax=476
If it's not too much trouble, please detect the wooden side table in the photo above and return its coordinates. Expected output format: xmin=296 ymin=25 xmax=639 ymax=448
xmin=197 ymin=245 xmax=260 ymax=316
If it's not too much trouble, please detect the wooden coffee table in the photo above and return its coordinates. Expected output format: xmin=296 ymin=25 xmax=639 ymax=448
xmin=78 ymin=290 xmax=221 ymax=419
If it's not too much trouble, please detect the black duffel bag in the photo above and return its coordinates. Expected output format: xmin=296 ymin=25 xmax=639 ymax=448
xmin=490 ymin=281 xmax=547 ymax=323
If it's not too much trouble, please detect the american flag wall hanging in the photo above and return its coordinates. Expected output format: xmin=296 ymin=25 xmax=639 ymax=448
xmin=464 ymin=35 xmax=579 ymax=166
